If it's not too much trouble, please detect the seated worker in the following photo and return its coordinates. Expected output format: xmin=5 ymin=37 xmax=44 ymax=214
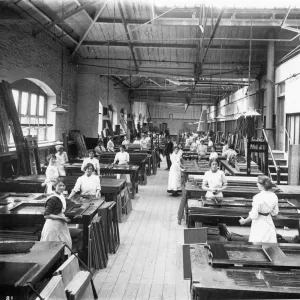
xmin=133 ymin=136 xmax=140 ymax=144
xmin=122 ymin=136 xmax=130 ymax=149
xmin=208 ymin=136 xmax=214 ymax=147
xmin=202 ymin=158 xmax=227 ymax=198
xmin=68 ymin=163 xmax=101 ymax=198
xmin=95 ymin=140 xmax=106 ymax=155
xmin=209 ymin=146 xmax=219 ymax=160
xmin=197 ymin=139 xmax=207 ymax=158
xmin=190 ymin=138 xmax=198 ymax=152
xmin=222 ymin=140 xmax=229 ymax=155
xmin=140 ymin=134 xmax=148 ymax=149
xmin=81 ymin=150 xmax=100 ymax=175
xmin=107 ymin=136 xmax=115 ymax=152
xmin=113 ymin=145 xmax=130 ymax=181
xmin=42 ymin=154 xmax=59 ymax=194
xmin=55 ymin=145 xmax=68 ymax=176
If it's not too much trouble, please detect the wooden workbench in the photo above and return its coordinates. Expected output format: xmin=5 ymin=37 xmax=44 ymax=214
xmin=189 ymin=243 xmax=300 ymax=299
xmin=0 ymin=241 xmax=64 ymax=299
xmin=186 ymin=198 xmax=300 ymax=228
xmin=220 ymin=160 xmax=263 ymax=176
xmin=0 ymin=194 xmax=104 ymax=265
xmin=64 ymin=163 xmax=139 ymax=198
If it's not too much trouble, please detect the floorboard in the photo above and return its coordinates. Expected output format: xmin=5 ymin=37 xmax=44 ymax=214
xmin=95 ymin=158 xmax=190 ymax=300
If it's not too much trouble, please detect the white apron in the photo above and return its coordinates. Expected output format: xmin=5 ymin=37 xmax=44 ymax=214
xmin=204 ymin=170 xmax=224 ymax=198
xmin=167 ymin=153 xmax=182 ymax=191
xmin=249 ymin=214 xmax=277 ymax=243
xmin=41 ymin=193 xmax=72 ymax=254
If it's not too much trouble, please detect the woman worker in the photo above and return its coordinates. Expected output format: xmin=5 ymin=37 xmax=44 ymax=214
xmin=122 ymin=136 xmax=130 ymax=149
xmin=167 ymin=146 xmax=185 ymax=196
xmin=95 ymin=140 xmax=106 ymax=155
xmin=113 ymin=145 xmax=130 ymax=181
xmin=197 ymin=139 xmax=207 ymax=159
xmin=41 ymin=178 xmax=72 ymax=254
xmin=209 ymin=146 xmax=219 ymax=160
xmin=239 ymin=175 xmax=279 ymax=243
xmin=81 ymin=150 xmax=100 ymax=175
xmin=55 ymin=145 xmax=68 ymax=176
xmin=42 ymin=154 xmax=59 ymax=194
xmin=107 ymin=136 xmax=115 ymax=152
xmin=202 ymin=158 xmax=227 ymax=198
xmin=68 ymin=163 xmax=101 ymax=198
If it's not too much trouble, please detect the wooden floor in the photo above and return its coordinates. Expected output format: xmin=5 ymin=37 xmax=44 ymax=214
xmin=94 ymin=159 xmax=190 ymax=300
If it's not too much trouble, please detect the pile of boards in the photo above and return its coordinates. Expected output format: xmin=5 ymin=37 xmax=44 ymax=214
xmin=37 ymin=255 xmax=94 ymax=300
xmin=0 ymin=226 xmax=42 ymax=241
xmin=88 ymin=216 xmax=108 ymax=269
xmin=69 ymin=130 xmax=88 ymax=158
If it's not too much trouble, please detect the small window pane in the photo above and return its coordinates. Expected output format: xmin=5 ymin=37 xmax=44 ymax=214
xmin=30 ymin=117 xmax=38 ymax=125
xmin=39 ymin=96 xmax=45 ymax=116
xmin=30 ymin=94 xmax=37 ymax=115
xmin=30 ymin=127 xmax=37 ymax=137
xmin=22 ymin=128 xmax=29 ymax=137
xmin=9 ymin=131 xmax=14 ymax=144
xmin=20 ymin=116 xmax=29 ymax=125
xmin=12 ymin=90 xmax=19 ymax=110
xmin=38 ymin=128 xmax=46 ymax=141
xmin=21 ymin=92 xmax=29 ymax=115
xmin=39 ymin=117 xmax=46 ymax=124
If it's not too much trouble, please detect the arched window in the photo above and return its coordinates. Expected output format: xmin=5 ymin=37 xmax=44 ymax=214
xmin=11 ymin=79 xmax=50 ymax=142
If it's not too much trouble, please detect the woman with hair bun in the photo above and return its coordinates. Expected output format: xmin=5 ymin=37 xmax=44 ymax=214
xmin=68 ymin=163 xmax=101 ymax=199
xmin=167 ymin=146 xmax=185 ymax=196
xmin=41 ymin=178 xmax=72 ymax=254
xmin=202 ymin=158 xmax=227 ymax=198
xmin=239 ymin=175 xmax=279 ymax=243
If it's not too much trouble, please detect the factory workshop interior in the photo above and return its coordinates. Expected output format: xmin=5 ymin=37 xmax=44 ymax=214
xmin=2 ymin=0 xmax=300 ymax=299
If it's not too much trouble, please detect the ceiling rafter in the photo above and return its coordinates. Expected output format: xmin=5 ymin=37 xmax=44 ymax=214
xmin=95 ymin=17 xmax=300 ymax=27
xmin=14 ymin=0 xmax=78 ymax=45
xmin=118 ymin=0 xmax=138 ymax=72
xmin=34 ymin=0 xmax=96 ymax=36
xmin=71 ymin=0 xmax=109 ymax=57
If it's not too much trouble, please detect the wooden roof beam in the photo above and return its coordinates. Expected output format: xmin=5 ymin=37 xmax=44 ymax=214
xmin=81 ymin=41 xmax=292 ymax=51
xmin=95 ymin=17 xmax=300 ymax=27
xmin=34 ymin=0 xmax=96 ymax=36
xmin=117 ymin=0 xmax=139 ymax=72
xmin=15 ymin=0 xmax=78 ymax=45
xmin=71 ymin=0 xmax=109 ymax=57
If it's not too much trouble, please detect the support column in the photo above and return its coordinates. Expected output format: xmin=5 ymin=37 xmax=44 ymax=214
xmin=265 ymin=30 xmax=275 ymax=148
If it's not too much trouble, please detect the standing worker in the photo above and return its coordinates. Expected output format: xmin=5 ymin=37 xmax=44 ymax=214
xmin=55 ymin=145 xmax=68 ymax=176
xmin=239 ymin=175 xmax=279 ymax=243
xmin=41 ymin=178 xmax=72 ymax=255
xmin=165 ymin=136 xmax=174 ymax=171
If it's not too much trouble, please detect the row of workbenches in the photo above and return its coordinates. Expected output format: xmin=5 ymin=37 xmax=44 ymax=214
xmin=179 ymin=158 xmax=300 ymax=299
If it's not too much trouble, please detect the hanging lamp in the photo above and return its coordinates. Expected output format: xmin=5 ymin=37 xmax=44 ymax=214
xmin=51 ymin=0 xmax=68 ymax=113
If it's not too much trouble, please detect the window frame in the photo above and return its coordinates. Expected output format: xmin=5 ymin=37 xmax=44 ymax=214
xmin=10 ymin=88 xmax=48 ymax=143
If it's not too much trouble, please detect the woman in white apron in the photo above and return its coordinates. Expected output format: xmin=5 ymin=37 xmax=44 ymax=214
xmin=167 ymin=146 xmax=185 ymax=196
xmin=55 ymin=145 xmax=68 ymax=176
xmin=197 ymin=139 xmax=208 ymax=160
xmin=113 ymin=145 xmax=130 ymax=181
xmin=42 ymin=154 xmax=59 ymax=194
xmin=81 ymin=150 xmax=100 ymax=175
xmin=202 ymin=158 xmax=227 ymax=197
xmin=68 ymin=163 xmax=101 ymax=198
xmin=41 ymin=178 xmax=72 ymax=254
xmin=239 ymin=175 xmax=279 ymax=243
xmin=209 ymin=146 xmax=219 ymax=161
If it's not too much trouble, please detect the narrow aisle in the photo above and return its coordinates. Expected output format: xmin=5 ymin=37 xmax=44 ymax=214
xmin=94 ymin=158 xmax=190 ymax=300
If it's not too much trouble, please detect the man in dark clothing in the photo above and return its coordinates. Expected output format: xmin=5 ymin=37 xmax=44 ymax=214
xmin=165 ymin=137 xmax=173 ymax=170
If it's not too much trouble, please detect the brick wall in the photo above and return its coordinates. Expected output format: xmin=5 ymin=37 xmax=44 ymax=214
xmin=76 ymin=74 xmax=130 ymax=137
xmin=0 ymin=21 xmax=77 ymax=141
